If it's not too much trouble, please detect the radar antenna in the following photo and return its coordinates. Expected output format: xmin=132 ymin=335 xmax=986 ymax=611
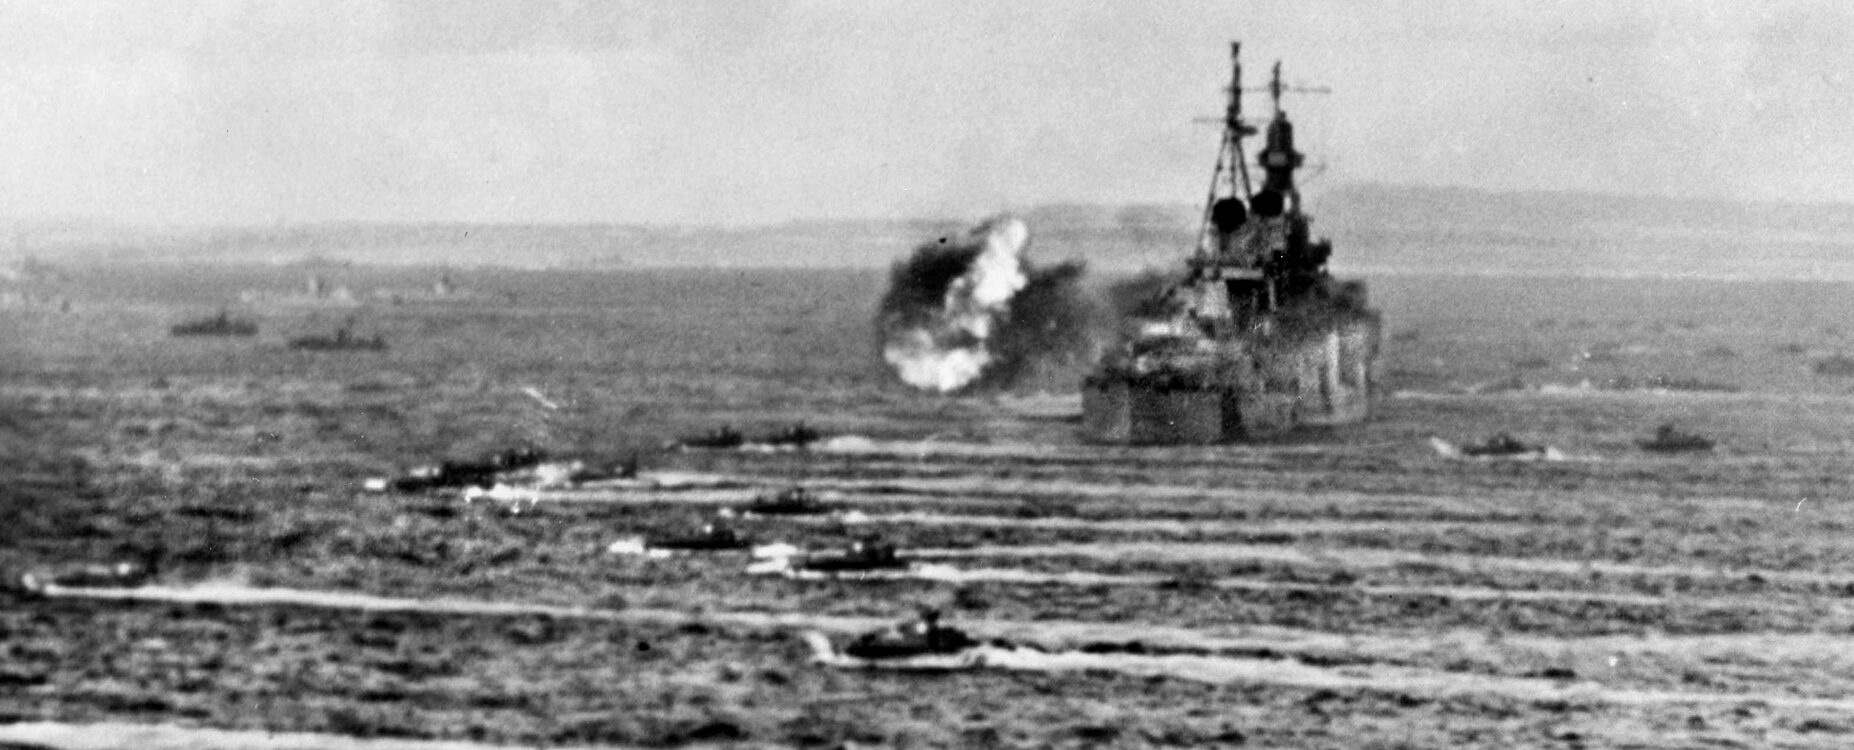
xmin=1262 ymin=61 xmax=1331 ymax=114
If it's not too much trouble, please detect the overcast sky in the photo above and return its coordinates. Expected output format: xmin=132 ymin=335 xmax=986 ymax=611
xmin=0 ymin=1 xmax=1846 ymax=225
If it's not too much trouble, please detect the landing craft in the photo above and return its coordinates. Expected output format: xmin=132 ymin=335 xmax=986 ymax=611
xmin=489 ymin=455 xmax=635 ymax=489
xmin=748 ymin=535 xmax=947 ymax=580
xmin=759 ymin=422 xmax=824 ymax=449
xmin=801 ymin=610 xmax=990 ymax=671
xmin=366 ymin=446 xmax=546 ymax=493
xmin=733 ymin=486 xmax=836 ymax=517
xmin=674 ymin=423 xmax=826 ymax=451
xmin=15 ymin=559 xmax=157 ymax=597
xmin=784 ymin=536 xmax=907 ymax=573
xmin=607 ymin=522 xmax=759 ymax=558
xmin=1430 ymin=434 xmax=1564 ymax=462
xmin=1084 ymin=43 xmax=1380 ymax=444
xmin=675 ymin=425 xmax=745 ymax=450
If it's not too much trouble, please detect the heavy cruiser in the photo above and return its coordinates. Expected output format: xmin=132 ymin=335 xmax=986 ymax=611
xmin=1084 ymin=43 xmax=1381 ymax=444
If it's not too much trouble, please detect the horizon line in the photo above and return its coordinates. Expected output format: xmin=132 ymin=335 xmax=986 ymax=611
xmin=6 ymin=181 xmax=1851 ymax=234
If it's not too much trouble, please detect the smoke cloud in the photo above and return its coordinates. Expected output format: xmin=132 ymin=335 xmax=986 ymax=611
xmin=876 ymin=216 xmax=1098 ymax=393
xmin=1104 ymin=268 xmax=1182 ymax=322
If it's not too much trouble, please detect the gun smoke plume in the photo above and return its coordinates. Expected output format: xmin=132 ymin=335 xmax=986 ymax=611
xmin=877 ymin=216 xmax=1097 ymax=393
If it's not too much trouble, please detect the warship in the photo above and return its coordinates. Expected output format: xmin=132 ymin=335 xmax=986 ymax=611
xmin=170 ymin=309 xmax=258 ymax=337
xmin=287 ymin=323 xmax=386 ymax=352
xmin=1083 ymin=43 xmax=1381 ymax=444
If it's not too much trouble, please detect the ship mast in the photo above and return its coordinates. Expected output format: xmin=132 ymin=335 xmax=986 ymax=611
xmin=1195 ymin=42 xmax=1258 ymax=263
xmin=1258 ymin=60 xmax=1315 ymax=218
xmin=1228 ymin=44 xmax=1257 ymax=204
xmin=1193 ymin=44 xmax=1327 ymax=266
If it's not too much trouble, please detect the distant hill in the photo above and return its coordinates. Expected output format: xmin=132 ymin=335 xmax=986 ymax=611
xmin=1314 ymin=184 xmax=1854 ymax=280
xmin=6 ymin=185 xmax=1854 ymax=280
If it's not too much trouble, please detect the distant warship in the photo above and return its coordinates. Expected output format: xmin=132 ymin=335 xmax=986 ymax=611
xmin=287 ymin=323 xmax=386 ymax=352
xmin=170 ymin=309 xmax=258 ymax=337
xmin=1083 ymin=42 xmax=1381 ymax=444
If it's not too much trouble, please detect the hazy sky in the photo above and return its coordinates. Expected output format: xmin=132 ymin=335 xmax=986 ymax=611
xmin=1 ymin=1 xmax=1847 ymax=225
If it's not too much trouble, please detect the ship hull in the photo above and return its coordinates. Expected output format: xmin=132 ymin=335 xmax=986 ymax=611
xmin=1083 ymin=317 xmax=1378 ymax=444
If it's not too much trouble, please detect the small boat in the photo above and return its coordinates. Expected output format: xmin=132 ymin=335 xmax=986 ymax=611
xmin=1430 ymin=433 xmax=1564 ymax=461
xmin=790 ymin=536 xmax=909 ymax=573
xmin=748 ymin=536 xmax=945 ymax=580
xmin=801 ymin=610 xmax=990 ymax=671
xmin=369 ymin=446 xmax=546 ymax=493
xmin=676 ymin=425 xmax=745 ymax=450
xmin=607 ymin=523 xmax=758 ymax=558
xmin=759 ymin=422 xmax=824 ymax=449
xmin=17 ymin=559 xmax=157 ymax=596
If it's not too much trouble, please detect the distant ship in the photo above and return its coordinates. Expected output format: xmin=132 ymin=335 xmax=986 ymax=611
xmin=287 ymin=324 xmax=386 ymax=352
xmin=170 ymin=309 xmax=258 ymax=337
xmin=1083 ymin=42 xmax=1381 ymax=444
